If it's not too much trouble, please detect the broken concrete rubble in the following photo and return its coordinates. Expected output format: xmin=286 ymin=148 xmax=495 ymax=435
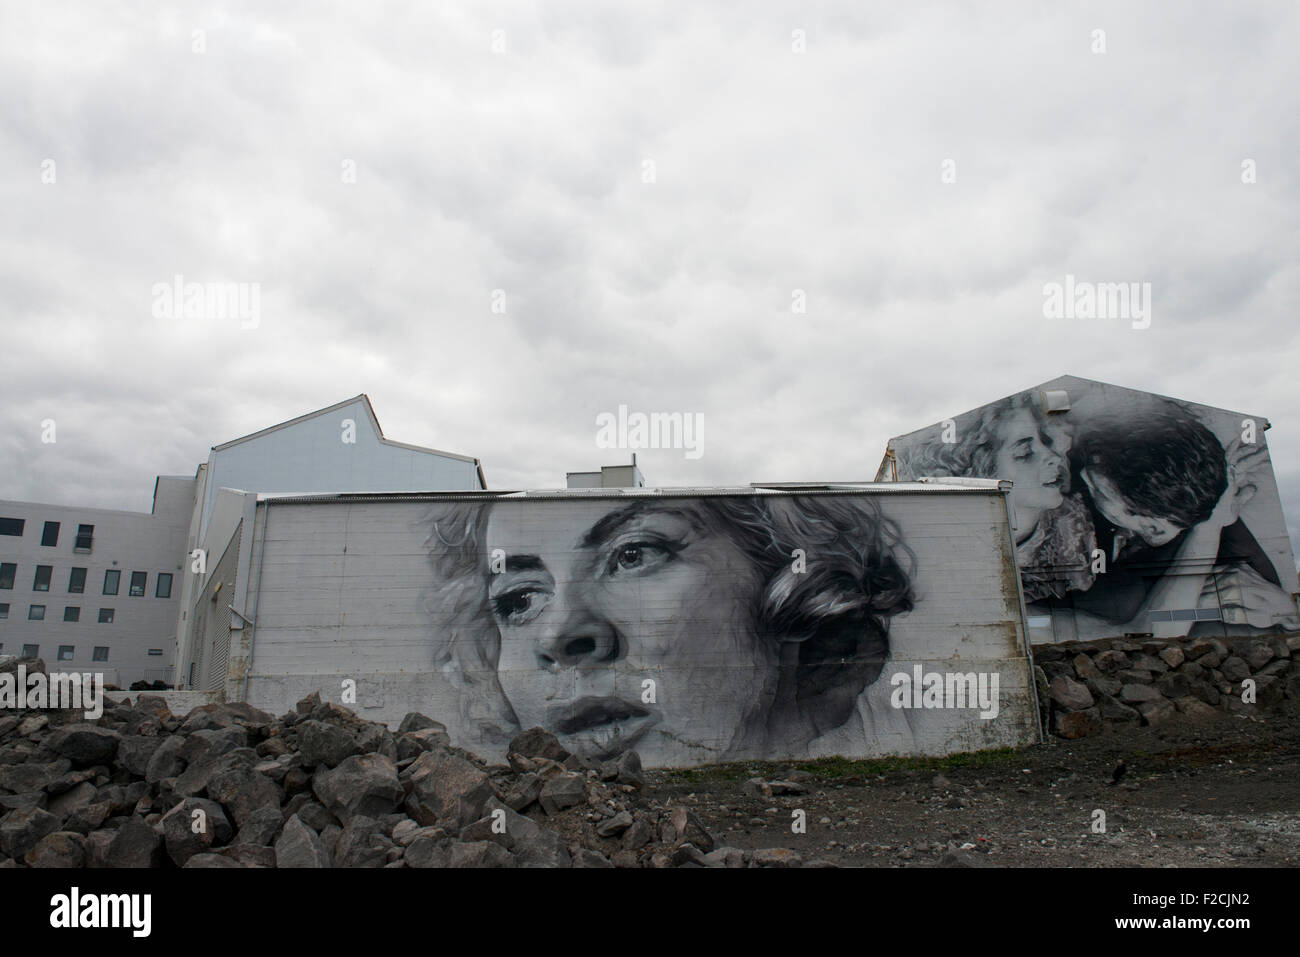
xmin=0 ymin=684 xmax=789 ymax=868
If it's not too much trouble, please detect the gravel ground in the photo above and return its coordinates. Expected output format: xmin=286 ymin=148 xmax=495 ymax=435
xmin=640 ymin=700 xmax=1300 ymax=867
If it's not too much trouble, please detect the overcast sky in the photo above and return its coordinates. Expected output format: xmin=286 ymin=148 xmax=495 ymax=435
xmin=2 ymin=1 xmax=1298 ymax=556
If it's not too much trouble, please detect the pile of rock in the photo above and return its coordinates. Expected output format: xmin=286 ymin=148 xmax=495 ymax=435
xmin=0 ymin=675 xmax=763 ymax=868
xmin=1035 ymin=633 xmax=1300 ymax=739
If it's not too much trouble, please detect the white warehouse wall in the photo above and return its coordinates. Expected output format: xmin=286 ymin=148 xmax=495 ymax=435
xmin=233 ymin=487 xmax=1040 ymax=768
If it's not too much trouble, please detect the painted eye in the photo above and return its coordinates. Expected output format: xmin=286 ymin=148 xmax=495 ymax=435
xmin=492 ymin=589 xmax=538 ymax=620
xmin=605 ymin=539 xmax=682 ymax=576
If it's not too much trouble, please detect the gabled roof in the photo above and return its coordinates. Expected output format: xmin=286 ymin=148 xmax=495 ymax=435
xmin=886 ymin=373 xmax=1271 ymax=445
xmin=211 ymin=394 xmax=486 ymax=487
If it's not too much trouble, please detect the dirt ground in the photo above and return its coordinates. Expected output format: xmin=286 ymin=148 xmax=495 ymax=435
xmin=640 ymin=701 xmax=1300 ymax=867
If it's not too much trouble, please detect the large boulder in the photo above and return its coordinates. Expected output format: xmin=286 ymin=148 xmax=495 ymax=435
xmin=275 ymin=815 xmax=331 ymax=868
xmin=234 ymin=806 xmax=284 ymax=847
xmin=331 ymin=815 xmax=389 ymax=868
xmin=208 ymin=761 xmax=285 ymax=827
xmin=295 ymin=721 xmax=362 ymax=769
xmin=0 ymin=759 xmax=71 ymax=794
xmin=1054 ymin=707 xmax=1101 ymax=739
xmin=404 ymin=752 xmax=493 ymax=829
xmin=104 ymin=817 xmax=165 ymax=868
xmin=145 ymin=736 xmax=188 ymax=784
xmin=1137 ymin=699 xmax=1178 ymax=727
xmin=161 ymin=798 xmax=233 ymax=866
xmin=313 ymin=754 xmax=403 ymax=820
xmin=1243 ymin=642 xmax=1275 ymax=671
xmin=0 ymin=807 xmax=62 ymax=858
xmin=47 ymin=782 xmax=98 ymax=821
xmin=24 ymin=831 xmax=86 ymax=868
xmin=117 ymin=736 xmax=165 ymax=778
xmin=43 ymin=725 xmax=121 ymax=766
xmin=450 ymin=841 xmax=517 ymax=868
xmin=397 ymin=713 xmax=446 ymax=735
xmin=1049 ymin=676 xmax=1095 ymax=713
xmin=539 ymin=773 xmax=587 ymax=815
xmin=460 ymin=798 xmax=571 ymax=867
xmin=508 ymin=728 xmax=569 ymax=762
xmin=1119 ymin=684 xmax=1162 ymax=705
xmin=1220 ymin=657 xmax=1251 ymax=683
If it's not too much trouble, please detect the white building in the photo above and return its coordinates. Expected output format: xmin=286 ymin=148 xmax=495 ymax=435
xmin=0 ymin=395 xmax=485 ymax=688
xmin=0 ymin=477 xmax=193 ymax=686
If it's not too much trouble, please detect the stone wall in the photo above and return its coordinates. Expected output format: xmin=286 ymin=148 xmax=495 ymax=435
xmin=1034 ymin=632 xmax=1300 ymax=739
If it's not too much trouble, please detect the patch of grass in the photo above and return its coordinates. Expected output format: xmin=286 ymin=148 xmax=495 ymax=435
xmin=656 ymin=746 xmax=1027 ymax=785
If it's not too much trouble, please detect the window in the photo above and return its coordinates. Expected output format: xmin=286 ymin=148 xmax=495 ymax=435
xmin=155 ymin=572 xmax=173 ymax=599
xmin=57 ymin=645 xmax=74 ymax=661
xmin=74 ymin=524 xmax=93 ymax=552
xmin=129 ymin=572 xmax=146 ymax=597
xmin=0 ymin=518 xmax=24 ymax=536
xmin=103 ymin=570 xmax=119 ymax=595
xmin=41 ymin=522 xmax=60 ymax=547
xmin=0 ymin=603 xmax=7 ymax=619
xmin=0 ymin=564 xmax=13 ymax=589
xmin=63 ymin=606 xmax=80 ymax=622
xmin=68 ymin=568 xmax=86 ymax=593
xmin=147 ymin=648 xmax=164 ymax=656
xmin=92 ymin=647 xmax=109 ymax=662
xmin=33 ymin=565 xmax=52 ymax=592
xmin=97 ymin=608 xmax=114 ymax=623
xmin=21 ymin=644 xmax=38 ymax=657
xmin=28 ymin=605 xmax=45 ymax=621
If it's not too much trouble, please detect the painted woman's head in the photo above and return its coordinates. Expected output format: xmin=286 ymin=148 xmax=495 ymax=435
xmin=901 ymin=393 xmax=1069 ymax=534
xmin=425 ymin=494 xmax=913 ymax=766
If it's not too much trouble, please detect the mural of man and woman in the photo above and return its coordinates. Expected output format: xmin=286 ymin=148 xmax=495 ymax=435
xmin=891 ymin=380 xmax=1299 ymax=640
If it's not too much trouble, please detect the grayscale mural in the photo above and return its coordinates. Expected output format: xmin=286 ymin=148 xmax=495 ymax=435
xmin=408 ymin=491 xmax=1035 ymax=767
xmin=884 ymin=376 xmax=1300 ymax=644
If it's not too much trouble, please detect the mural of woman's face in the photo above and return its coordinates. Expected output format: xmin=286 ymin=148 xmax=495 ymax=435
xmin=994 ymin=407 xmax=1067 ymax=518
xmin=1080 ymin=469 xmax=1183 ymax=546
xmin=485 ymin=500 xmax=775 ymax=766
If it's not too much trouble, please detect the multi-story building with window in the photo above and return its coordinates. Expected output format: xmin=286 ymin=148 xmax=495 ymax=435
xmin=0 ymin=395 xmax=485 ymax=687
xmin=0 ymin=477 xmax=193 ymax=686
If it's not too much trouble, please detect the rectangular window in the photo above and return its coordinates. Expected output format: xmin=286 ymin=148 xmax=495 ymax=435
xmin=68 ymin=567 xmax=86 ymax=593
xmin=57 ymin=645 xmax=74 ymax=661
xmin=0 ymin=518 xmax=24 ymax=536
xmin=21 ymin=643 xmax=38 ymax=657
xmin=63 ymin=606 xmax=80 ymax=622
xmin=97 ymin=608 xmax=114 ymax=624
xmin=33 ymin=565 xmax=52 ymax=592
xmin=41 ymin=521 xmax=60 ymax=547
xmin=156 ymin=572 xmax=173 ymax=599
xmin=129 ymin=571 xmax=146 ymax=597
xmin=0 ymin=603 xmax=8 ymax=619
xmin=92 ymin=647 xmax=109 ymax=662
xmin=103 ymin=569 xmax=120 ymax=595
xmin=0 ymin=563 xmax=14 ymax=589
xmin=147 ymin=648 xmax=164 ymax=656
xmin=74 ymin=524 xmax=94 ymax=552
xmin=28 ymin=605 xmax=45 ymax=621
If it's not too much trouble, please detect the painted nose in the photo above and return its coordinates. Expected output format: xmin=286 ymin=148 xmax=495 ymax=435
xmin=535 ymin=585 xmax=619 ymax=669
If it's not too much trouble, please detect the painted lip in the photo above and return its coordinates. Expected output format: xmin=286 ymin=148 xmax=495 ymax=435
xmin=1042 ymin=467 xmax=1067 ymax=490
xmin=548 ymin=697 xmax=658 ymax=759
